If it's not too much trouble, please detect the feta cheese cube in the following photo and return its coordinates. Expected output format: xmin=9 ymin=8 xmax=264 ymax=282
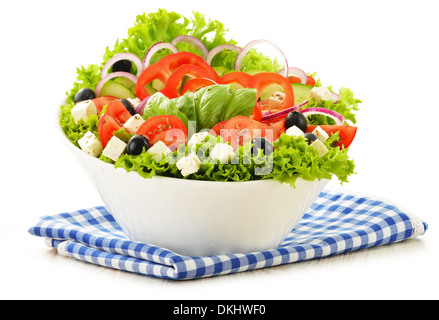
xmin=176 ymin=153 xmax=201 ymax=177
xmin=102 ymin=136 xmax=127 ymax=161
xmin=188 ymin=132 xmax=210 ymax=152
xmin=311 ymin=139 xmax=329 ymax=157
xmin=210 ymin=143 xmax=236 ymax=164
xmin=78 ymin=131 xmax=103 ymax=157
xmin=308 ymin=87 xmax=332 ymax=102
xmin=71 ymin=100 xmax=97 ymax=123
xmin=285 ymin=125 xmax=304 ymax=138
xmin=312 ymin=126 xmax=329 ymax=142
xmin=269 ymin=91 xmax=286 ymax=109
xmin=127 ymin=98 xmax=141 ymax=109
xmin=123 ymin=114 xmax=145 ymax=134
xmin=147 ymin=141 xmax=172 ymax=162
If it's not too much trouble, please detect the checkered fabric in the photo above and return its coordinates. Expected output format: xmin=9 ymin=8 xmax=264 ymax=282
xmin=28 ymin=191 xmax=428 ymax=280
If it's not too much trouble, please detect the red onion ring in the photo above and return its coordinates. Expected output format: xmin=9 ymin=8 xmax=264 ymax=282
xmin=300 ymin=107 xmax=344 ymax=125
xmin=235 ymin=39 xmax=288 ymax=77
xmin=261 ymin=100 xmax=309 ymax=122
xmin=143 ymin=42 xmax=178 ymax=67
xmin=135 ymin=96 xmax=151 ymax=116
xmin=171 ymin=35 xmax=209 ymax=60
xmin=328 ymin=92 xmax=340 ymax=103
xmin=205 ymin=44 xmax=242 ymax=66
xmin=279 ymin=67 xmax=307 ymax=84
xmin=101 ymin=53 xmax=144 ymax=79
xmin=95 ymin=72 xmax=138 ymax=98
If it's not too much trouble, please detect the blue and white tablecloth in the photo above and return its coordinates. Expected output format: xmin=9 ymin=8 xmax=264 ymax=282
xmin=28 ymin=191 xmax=428 ymax=280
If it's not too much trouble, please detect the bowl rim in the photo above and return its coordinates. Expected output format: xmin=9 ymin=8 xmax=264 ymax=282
xmin=56 ymin=101 xmax=326 ymax=186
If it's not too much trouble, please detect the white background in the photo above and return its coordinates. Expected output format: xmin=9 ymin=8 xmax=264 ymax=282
xmin=1 ymin=0 xmax=438 ymax=299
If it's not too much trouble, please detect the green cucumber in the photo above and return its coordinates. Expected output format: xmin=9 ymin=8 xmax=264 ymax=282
xmin=113 ymin=76 xmax=135 ymax=88
xmin=291 ymin=83 xmax=313 ymax=105
xmin=100 ymin=80 xmax=136 ymax=99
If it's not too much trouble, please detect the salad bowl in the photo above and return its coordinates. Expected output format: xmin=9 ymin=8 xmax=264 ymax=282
xmin=56 ymin=108 xmax=328 ymax=256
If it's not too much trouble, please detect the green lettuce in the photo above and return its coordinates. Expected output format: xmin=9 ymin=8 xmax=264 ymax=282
xmin=114 ymin=133 xmax=355 ymax=185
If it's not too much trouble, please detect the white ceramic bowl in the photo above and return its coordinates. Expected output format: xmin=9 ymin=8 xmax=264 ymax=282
xmin=56 ymin=109 xmax=328 ymax=256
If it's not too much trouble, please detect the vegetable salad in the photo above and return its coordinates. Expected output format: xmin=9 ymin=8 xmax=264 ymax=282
xmin=59 ymin=9 xmax=360 ymax=186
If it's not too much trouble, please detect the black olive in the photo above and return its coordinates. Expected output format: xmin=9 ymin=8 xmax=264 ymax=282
xmin=112 ymin=59 xmax=132 ymax=73
xmin=285 ymin=111 xmax=307 ymax=132
xmin=126 ymin=135 xmax=150 ymax=155
xmin=304 ymin=133 xmax=317 ymax=145
xmin=252 ymin=137 xmax=274 ymax=156
xmin=120 ymin=99 xmax=135 ymax=116
xmin=74 ymin=88 xmax=96 ymax=104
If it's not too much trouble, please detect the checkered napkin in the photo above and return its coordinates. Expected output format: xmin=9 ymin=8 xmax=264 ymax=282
xmin=28 ymin=191 xmax=427 ymax=280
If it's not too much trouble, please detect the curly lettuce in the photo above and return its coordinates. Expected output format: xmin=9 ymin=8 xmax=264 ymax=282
xmin=114 ymin=133 xmax=355 ymax=185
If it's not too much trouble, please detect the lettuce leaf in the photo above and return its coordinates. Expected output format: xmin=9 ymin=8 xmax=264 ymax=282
xmin=115 ymin=133 xmax=355 ymax=185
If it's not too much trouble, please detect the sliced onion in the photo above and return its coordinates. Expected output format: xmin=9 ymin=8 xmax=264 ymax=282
xmin=143 ymin=42 xmax=178 ymax=67
xmin=135 ymin=96 xmax=151 ymax=116
xmin=279 ymin=67 xmax=307 ymax=84
xmin=205 ymin=44 xmax=242 ymax=66
xmin=328 ymin=92 xmax=340 ymax=103
xmin=235 ymin=39 xmax=288 ymax=77
xmin=300 ymin=107 xmax=344 ymax=125
xmin=101 ymin=53 xmax=144 ymax=79
xmin=171 ymin=35 xmax=208 ymax=60
xmin=261 ymin=100 xmax=309 ymax=122
xmin=95 ymin=72 xmax=138 ymax=98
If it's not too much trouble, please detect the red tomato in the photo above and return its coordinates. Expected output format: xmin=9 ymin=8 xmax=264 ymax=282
xmin=92 ymin=96 xmax=118 ymax=114
xmin=263 ymin=118 xmax=286 ymax=140
xmin=181 ymin=78 xmax=217 ymax=94
xmin=287 ymin=76 xmax=302 ymax=84
xmin=98 ymin=113 xmax=121 ymax=148
xmin=104 ymin=100 xmax=132 ymax=126
xmin=161 ymin=65 xmax=218 ymax=99
xmin=209 ymin=120 xmax=228 ymax=136
xmin=306 ymin=125 xmax=358 ymax=148
xmin=137 ymin=115 xmax=188 ymax=151
xmin=305 ymin=76 xmax=316 ymax=86
xmin=222 ymin=116 xmax=274 ymax=149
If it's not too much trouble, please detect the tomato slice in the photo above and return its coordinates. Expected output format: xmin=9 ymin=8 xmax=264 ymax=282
xmin=104 ymin=100 xmax=132 ymax=126
xmin=305 ymin=76 xmax=316 ymax=86
xmin=92 ymin=96 xmax=119 ymax=114
xmin=181 ymin=78 xmax=217 ymax=94
xmin=263 ymin=118 xmax=286 ymax=140
xmin=160 ymin=65 xmax=218 ymax=99
xmin=209 ymin=120 xmax=228 ymax=136
xmin=222 ymin=116 xmax=274 ymax=149
xmin=98 ymin=113 xmax=121 ymax=148
xmin=287 ymin=76 xmax=302 ymax=84
xmin=306 ymin=125 xmax=357 ymax=148
xmin=137 ymin=115 xmax=188 ymax=151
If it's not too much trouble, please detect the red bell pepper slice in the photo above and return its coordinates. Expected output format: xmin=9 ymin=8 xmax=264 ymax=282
xmin=135 ymin=63 xmax=172 ymax=100
xmin=181 ymin=78 xmax=217 ymax=94
xmin=218 ymin=72 xmax=254 ymax=88
xmin=160 ymin=65 xmax=219 ymax=99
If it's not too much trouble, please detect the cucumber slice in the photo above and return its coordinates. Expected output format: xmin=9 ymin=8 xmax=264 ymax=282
xmin=291 ymin=83 xmax=313 ymax=105
xmin=100 ymin=80 xmax=136 ymax=99
xmin=113 ymin=76 xmax=135 ymax=88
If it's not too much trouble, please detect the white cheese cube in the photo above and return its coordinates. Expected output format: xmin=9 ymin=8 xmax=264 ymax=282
xmin=311 ymin=139 xmax=329 ymax=157
xmin=128 ymin=98 xmax=141 ymax=109
xmin=78 ymin=131 xmax=103 ymax=157
xmin=210 ymin=143 xmax=236 ymax=164
xmin=71 ymin=100 xmax=97 ymax=123
xmin=285 ymin=125 xmax=304 ymax=138
xmin=308 ymin=87 xmax=332 ymax=102
xmin=312 ymin=126 xmax=329 ymax=142
xmin=147 ymin=141 xmax=172 ymax=162
xmin=188 ymin=132 xmax=210 ymax=152
xmin=102 ymin=136 xmax=127 ymax=161
xmin=176 ymin=153 xmax=201 ymax=177
xmin=123 ymin=114 xmax=145 ymax=134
